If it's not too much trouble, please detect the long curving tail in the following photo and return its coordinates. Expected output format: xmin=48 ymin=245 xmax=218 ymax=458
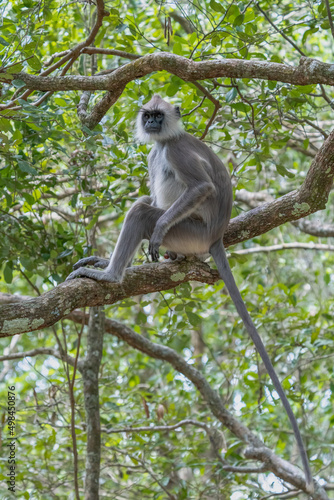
xmin=209 ymin=239 xmax=312 ymax=489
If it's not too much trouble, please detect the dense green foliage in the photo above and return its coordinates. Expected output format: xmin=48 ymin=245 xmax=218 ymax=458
xmin=0 ymin=0 xmax=334 ymax=498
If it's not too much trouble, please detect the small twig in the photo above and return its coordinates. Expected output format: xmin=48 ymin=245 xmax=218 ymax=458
xmin=18 ymin=268 xmax=41 ymax=296
xmin=229 ymin=242 xmax=334 ymax=256
xmin=103 ymin=418 xmax=209 ymax=433
xmin=234 ymin=82 xmax=259 ymax=146
xmin=82 ymin=47 xmax=141 ymax=59
xmin=44 ymin=50 xmax=70 ymax=67
xmin=181 ymin=94 xmax=206 ymax=117
xmin=256 ymin=3 xmax=306 ymax=56
xmin=192 ymin=81 xmax=221 ymax=107
xmin=1 ymin=55 xmax=34 ymax=71
xmin=286 ymin=112 xmax=328 ymax=139
xmin=200 ymin=102 xmax=220 ymax=140
xmin=0 ymin=348 xmax=77 ymax=366
xmin=190 ymin=82 xmax=221 ymax=139
xmin=260 ymin=490 xmax=302 ymax=500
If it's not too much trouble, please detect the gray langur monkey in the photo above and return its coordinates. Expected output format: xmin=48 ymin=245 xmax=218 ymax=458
xmin=66 ymin=94 xmax=312 ymax=488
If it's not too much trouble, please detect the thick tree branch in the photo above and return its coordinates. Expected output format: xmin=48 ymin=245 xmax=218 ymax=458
xmin=291 ymin=219 xmax=334 ymax=237
xmin=0 ymin=260 xmax=218 ymax=337
xmin=2 ymin=54 xmax=334 ymax=92
xmin=77 ymin=84 xmax=126 ymax=129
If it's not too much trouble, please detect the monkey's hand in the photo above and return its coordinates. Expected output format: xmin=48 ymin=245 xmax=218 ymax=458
xmin=148 ymin=233 xmax=162 ymax=262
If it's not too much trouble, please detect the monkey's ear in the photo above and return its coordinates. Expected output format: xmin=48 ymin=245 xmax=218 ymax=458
xmin=175 ymin=106 xmax=181 ymax=117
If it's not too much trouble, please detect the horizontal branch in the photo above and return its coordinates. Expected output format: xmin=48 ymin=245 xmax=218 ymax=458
xmin=2 ymin=53 xmax=334 ymax=92
xmin=0 ymin=259 xmax=218 ymax=337
xmin=0 ymin=347 xmax=76 ymax=366
xmin=231 ymin=242 xmax=334 ymax=255
xmin=103 ymin=418 xmax=209 ymax=434
xmin=82 ymin=47 xmax=141 ymax=60
xmin=292 ymin=219 xmax=334 ymax=237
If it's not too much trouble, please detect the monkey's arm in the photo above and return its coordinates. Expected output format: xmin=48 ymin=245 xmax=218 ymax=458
xmin=149 ymin=159 xmax=214 ymax=261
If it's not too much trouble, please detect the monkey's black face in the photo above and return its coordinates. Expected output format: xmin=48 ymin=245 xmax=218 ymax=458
xmin=142 ymin=110 xmax=164 ymax=134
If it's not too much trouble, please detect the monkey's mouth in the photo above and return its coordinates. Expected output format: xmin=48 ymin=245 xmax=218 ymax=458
xmin=145 ymin=126 xmax=161 ymax=133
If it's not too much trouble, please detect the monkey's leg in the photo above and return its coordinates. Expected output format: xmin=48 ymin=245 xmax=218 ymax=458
xmin=67 ymin=203 xmax=209 ymax=283
xmin=66 ymin=196 xmax=160 ymax=282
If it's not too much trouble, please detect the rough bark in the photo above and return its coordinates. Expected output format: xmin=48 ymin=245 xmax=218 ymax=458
xmin=82 ymin=307 xmax=104 ymax=500
xmin=0 ymin=260 xmax=218 ymax=337
xmin=3 ymin=54 xmax=334 ymax=92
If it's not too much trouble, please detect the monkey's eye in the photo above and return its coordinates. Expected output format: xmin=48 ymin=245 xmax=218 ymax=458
xmin=156 ymin=113 xmax=162 ymax=119
xmin=143 ymin=113 xmax=150 ymax=119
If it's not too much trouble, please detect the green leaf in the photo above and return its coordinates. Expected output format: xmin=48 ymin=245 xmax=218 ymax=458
xmin=20 ymin=257 xmax=34 ymax=271
xmin=188 ymin=32 xmax=197 ymax=45
xmin=54 ymin=98 xmax=68 ymax=106
xmin=268 ymin=80 xmax=277 ymax=90
xmin=0 ymin=36 xmax=9 ymax=46
xmin=17 ymin=160 xmax=38 ymax=175
xmin=225 ymin=87 xmax=237 ymax=103
xmin=0 ymin=118 xmax=12 ymax=132
xmin=231 ymin=102 xmax=248 ymax=112
xmin=27 ymin=55 xmax=42 ymax=71
xmin=3 ymin=262 xmax=13 ymax=284
xmin=85 ymin=214 xmax=99 ymax=230
xmin=211 ymin=34 xmax=221 ymax=47
xmin=276 ymin=164 xmax=295 ymax=178
xmin=22 ymin=192 xmax=35 ymax=205
xmin=166 ymin=83 xmax=179 ymax=97
xmin=233 ymin=14 xmax=244 ymax=26
xmin=6 ymin=64 xmax=23 ymax=73
xmin=186 ymin=311 xmax=201 ymax=327
xmin=12 ymin=79 xmax=26 ymax=89
xmin=210 ymin=0 xmax=225 ymax=12
xmin=302 ymin=27 xmax=319 ymax=44
xmin=173 ymin=42 xmax=183 ymax=55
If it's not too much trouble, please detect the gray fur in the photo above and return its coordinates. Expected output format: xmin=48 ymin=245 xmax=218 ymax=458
xmin=66 ymin=95 xmax=312 ymax=489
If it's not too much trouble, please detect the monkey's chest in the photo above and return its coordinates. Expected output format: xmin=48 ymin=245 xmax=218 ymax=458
xmin=150 ymin=163 xmax=186 ymax=210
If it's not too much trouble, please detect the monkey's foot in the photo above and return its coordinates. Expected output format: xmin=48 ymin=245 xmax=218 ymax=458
xmin=65 ymin=267 xmax=120 ymax=283
xmin=72 ymin=256 xmax=110 ymax=270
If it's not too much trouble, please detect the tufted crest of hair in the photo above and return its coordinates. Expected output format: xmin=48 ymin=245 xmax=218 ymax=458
xmin=135 ymin=94 xmax=184 ymax=143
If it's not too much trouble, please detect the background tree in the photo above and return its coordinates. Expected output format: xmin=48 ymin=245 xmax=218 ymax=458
xmin=0 ymin=0 xmax=333 ymax=499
